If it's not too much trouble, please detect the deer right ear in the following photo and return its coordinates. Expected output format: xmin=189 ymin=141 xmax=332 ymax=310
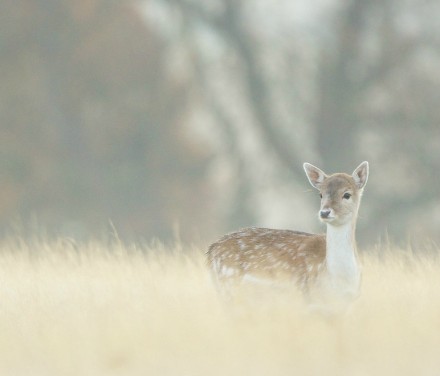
xmin=303 ymin=163 xmax=327 ymax=190
xmin=352 ymin=161 xmax=369 ymax=189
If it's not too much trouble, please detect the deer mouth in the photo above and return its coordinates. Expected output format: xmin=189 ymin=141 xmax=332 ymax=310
xmin=319 ymin=215 xmax=336 ymax=224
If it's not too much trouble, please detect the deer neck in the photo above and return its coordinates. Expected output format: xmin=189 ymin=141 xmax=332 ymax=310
xmin=324 ymin=220 xmax=360 ymax=296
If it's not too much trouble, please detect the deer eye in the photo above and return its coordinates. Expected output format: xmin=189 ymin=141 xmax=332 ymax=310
xmin=319 ymin=193 xmax=322 ymax=199
xmin=343 ymin=192 xmax=351 ymax=200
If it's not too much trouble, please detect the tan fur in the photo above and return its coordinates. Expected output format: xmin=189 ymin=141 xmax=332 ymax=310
xmin=207 ymin=228 xmax=326 ymax=290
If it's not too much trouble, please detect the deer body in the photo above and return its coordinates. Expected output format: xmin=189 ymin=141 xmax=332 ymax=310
xmin=207 ymin=162 xmax=369 ymax=306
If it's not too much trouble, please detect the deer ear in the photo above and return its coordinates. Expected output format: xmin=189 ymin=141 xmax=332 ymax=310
xmin=352 ymin=161 xmax=369 ymax=189
xmin=303 ymin=163 xmax=327 ymax=189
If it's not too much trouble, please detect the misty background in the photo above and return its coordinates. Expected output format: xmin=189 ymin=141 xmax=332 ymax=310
xmin=1 ymin=0 xmax=440 ymax=247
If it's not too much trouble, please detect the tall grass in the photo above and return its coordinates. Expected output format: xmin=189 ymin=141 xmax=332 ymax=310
xmin=0 ymin=237 xmax=439 ymax=376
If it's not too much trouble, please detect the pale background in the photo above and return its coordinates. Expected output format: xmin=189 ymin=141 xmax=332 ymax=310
xmin=2 ymin=0 xmax=440 ymax=247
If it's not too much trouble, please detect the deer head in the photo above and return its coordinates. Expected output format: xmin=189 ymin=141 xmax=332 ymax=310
xmin=303 ymin=162 xmax=369 ymax=226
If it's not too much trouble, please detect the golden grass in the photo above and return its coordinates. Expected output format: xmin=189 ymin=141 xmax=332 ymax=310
xmin=0 ymin=237 xmax=439 ymax=376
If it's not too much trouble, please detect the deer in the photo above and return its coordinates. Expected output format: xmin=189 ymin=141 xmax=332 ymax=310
xmin=207 ymin=161 xmax=369 ymax=311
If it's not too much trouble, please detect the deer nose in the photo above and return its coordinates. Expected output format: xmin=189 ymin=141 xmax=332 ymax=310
xmin=320 ymin=209 xmax=331 ymax=219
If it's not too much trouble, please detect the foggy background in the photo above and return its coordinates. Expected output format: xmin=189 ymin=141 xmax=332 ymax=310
xmin=2 ymin=0 xmax=440 ymax=247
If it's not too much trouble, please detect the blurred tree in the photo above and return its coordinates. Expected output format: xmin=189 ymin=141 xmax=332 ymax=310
xmin=0 ymin=0 xmax=213 ymax=241
xmin=164 ymin=0 xmax=440 ymax=245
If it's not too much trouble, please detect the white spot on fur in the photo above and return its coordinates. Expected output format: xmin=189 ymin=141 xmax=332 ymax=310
xmin=220 ymin=266 xmax=237 ymax=277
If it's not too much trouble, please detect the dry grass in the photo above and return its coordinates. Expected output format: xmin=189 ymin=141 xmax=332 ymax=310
xmin=0 ymin=237 xmax=439 ymax=376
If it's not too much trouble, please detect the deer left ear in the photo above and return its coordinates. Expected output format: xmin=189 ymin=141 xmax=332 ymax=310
xmin=352 ymin=161 xmax=369 ymax=189
xmin=303 ymin=163 xmax=328 ymax=190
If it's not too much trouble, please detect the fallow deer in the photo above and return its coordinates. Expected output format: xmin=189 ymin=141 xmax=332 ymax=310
xmin=207 ymin=162 xmax=369 ymax=309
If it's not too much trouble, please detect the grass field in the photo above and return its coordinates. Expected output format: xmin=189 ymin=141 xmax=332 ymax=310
xmin=0 ymin=237 xmax=439 ymax=376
